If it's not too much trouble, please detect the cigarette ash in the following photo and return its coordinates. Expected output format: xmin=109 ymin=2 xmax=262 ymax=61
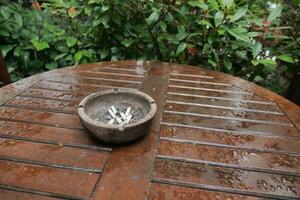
xmin=95 ymin=104 xmax=144 ymax=126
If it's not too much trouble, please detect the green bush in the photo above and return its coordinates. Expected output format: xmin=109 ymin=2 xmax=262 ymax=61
xmin=0 ymin=0 xmax=299 ymax=94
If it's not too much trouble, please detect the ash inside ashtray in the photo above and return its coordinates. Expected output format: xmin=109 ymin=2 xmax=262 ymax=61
xmin=94 ymin=104 xmax=144 ymax=125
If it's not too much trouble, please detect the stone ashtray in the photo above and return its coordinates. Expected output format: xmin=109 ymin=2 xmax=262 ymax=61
xmin=78 ymin=88 xmax=157 ymax=144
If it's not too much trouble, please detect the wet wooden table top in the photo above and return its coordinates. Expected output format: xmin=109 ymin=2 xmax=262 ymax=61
xmin=0 ymin=61 xmax=299 ymax=200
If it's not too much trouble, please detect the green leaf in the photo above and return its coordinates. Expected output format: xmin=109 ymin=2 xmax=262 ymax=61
xmin=236 ymin=50 xmax=247 ymax=59
xmin=13 ymin=46 xmax=24 ymax=57
xmin=0 ymin=45 xmax=14 ymax=57
xmin=208 ymin=58 xmax=217 ymax=68
xmin=214 ymin=11 xmax=224 ymax=27
xmin=247 ymin=32 xmax=260 ymax=37
xmin=101 ymin=15 xmax=110 ymax=27
xmin=65 ymin=54 xmax=73 ymax=61
xmin=102 ymin=5 xmax=110 ymax=12
xmin=121 ymin=38 xmax=134 ymax=47
xmin=93 ymin=15 xmax=110 ymax=27
xmin=100 ymin=49 xmax=109 ymax=59
xmin=208 ymin=0 xmax=219 ymax=10
xmin=147 ymin=11 xmax=160 ymax=26
xmin=15 ymin=13 xmax=23 ymax=27
xmin=254 ymin=75 xmax=264 ymax=82
xmin=176 ymin=32 xmax=188 ymax=41
xmin=0 ymin=29 xmax=10 ymax=37
xmin=267 ymin=5 xmax=282 ymax=22
xmin=207 ymin=35 xmax=216 ymax=44
xmin=187 ymin=32 xmax=202 ymax=39
xmin=227 ymin=27 xmax=250 ymax=42
xmin=0 ymin=7 xmax=10 ymax=20
xmin=54 ymin=53 xmax=67 ymax=60
xmin=74 ymin=51 xmax=83 ymax=62
xmin=8 ymin=66 xmax=15 ymax=73
xmin=160 ymin=21 xmax=167 ymax=31
xmin=88 ymin=0 xmax=101 ymax=3
xmin=230 ymin=6 xmax=248 ymax=22
xmin=252 ymin=60 xmax=259 ymax=66
xmin=84 ymin=7 xmax=92 ymax=16
xmin=93 ymin=19 xmax=101 ymax=26
xmin=277 ymin=55 xmax=294 ymax=63
xmin=258 ymin=59 xmax=277 ymax=70
xmin=197 ymin=19 xmax=212 ymax=28
xmin=188 ymin=0 xmax=208 ymax=10
xmin=221 ymin=0 xmax=233 ymax=9
xmin=234 ymin=27 xmax=248 ymax=33
xmin=111 ymin=47 xmax=119 ymax=54
xmin=31 ymin=39 xmax=50 ymax=51
xmin=54 ymin=29 xmax=65 ymax=36
xmin=218 ymin=26 xmax=226 ymax=35
xmin=178 ymin=25 xmax=185 ymax=33
xmin=176 ymin=42 xmax=187 ymax=55
xmin=82 ymin=50 xmax=92 ymax=58
xmin=252 ymin=41 xmax=262 ymax=58
xmin=66 ymin=37 xmax=77 ymax=47
xmin=166 ymin=13 xmax=174 ymax=24
xmin=45 ymin=62 xmax=58 ymax=70
xmin=44 ymin=23 xmax=65 ymax=36
xmin=224 ymin=57 xmax=232 ymax=70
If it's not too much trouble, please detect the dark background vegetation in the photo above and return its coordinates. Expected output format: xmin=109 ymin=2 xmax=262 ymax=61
xmin=0 ymin=0 xmax=299 ymax=103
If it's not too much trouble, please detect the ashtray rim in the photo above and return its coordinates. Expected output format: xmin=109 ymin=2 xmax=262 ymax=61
xmin=78 ymin=88 xmax=157 ymax=130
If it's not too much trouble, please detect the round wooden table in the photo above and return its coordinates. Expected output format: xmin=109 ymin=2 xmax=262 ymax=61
xmin=0 ymin=61 xmax=299 ymax=200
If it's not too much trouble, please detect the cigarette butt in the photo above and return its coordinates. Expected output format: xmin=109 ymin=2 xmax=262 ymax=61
xmin=108 ymin=119 xmax=115 ymax=124
xmin=125 ymin=106 xmax=131 ymax=116
xmin=116 ymin=117 xmax=123 ymax=125
xmin=108 ymin=109 xmax=116 ymax=118
xmin=111 ymin=106 xmax=117 ymax=114
xmin=125 ymin=114 xmax=132 ymax=123
xmin=120 ymin=112 xmax=127 ymax=121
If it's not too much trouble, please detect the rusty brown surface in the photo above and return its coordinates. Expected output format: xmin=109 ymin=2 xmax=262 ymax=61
xmin=0 ymin=189 xmax=61 ymax=200
xmin=150 ymin=183 xmax=264 ymax=200
xmin=0 ymin=61 xmax=299 ymax=199
xmin=0 ymin=160 xmax=99 ymax=198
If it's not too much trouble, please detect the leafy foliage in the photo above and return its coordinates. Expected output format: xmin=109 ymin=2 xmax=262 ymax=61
xmin=0 ymin=0 xmax=299 ymax=94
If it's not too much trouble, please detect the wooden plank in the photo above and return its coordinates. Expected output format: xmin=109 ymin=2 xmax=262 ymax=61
xmin=169 ymin=79 xmax=245 ymax=92
xmin=20 ymin=88 xmax=85 ymax=102
xmin=160 ymin=124 xmax=300 ymax=155
xmin=168 ymin=87 xmax=276 ymax=103
xmin=5 ymin=96 xmax=78 ymax=114
xmin=0 ymin=107 xmax=83 ymax=130
xmin=0 ymin=121 xmax=97 ymax=148
xmin=45 ymin=76 xmax=140 ymax=89
xmin=159 ymin=140 xmax=300 ymax=175
xmin=91 ymin=62 xmax=169 ymax=200
xmin=164 ymin=102 xmax=290 ymax=123
xmin=167 ymin=92 xmax=281 ymax=113
xmin=32 ymin=81 xmax=117 ymax=93
xmin=150 ymin=183 xmax=264 ymax=200
xmin=153 ymin=159 xmax=300 ymax=199
xmin=0 ymin=138 xmax=109 ymax=172
xmin=93 ymin=67 xmax=145 ymax=76
xmin=76 ymin=71 xmax=144 ymax=82
xmin=0 ymin=160 xmax=99 ymax=199
xmin=0 ymin=189 xmax=60 ymax=200
xmin=162 ymin=113 xmax=299 ymax=138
